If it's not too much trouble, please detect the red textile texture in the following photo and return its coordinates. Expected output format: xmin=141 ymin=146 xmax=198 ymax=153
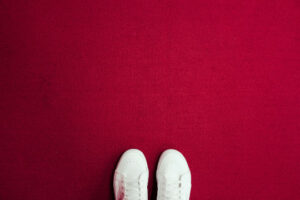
xmin=1 ymin=0 xmax=300 ymax=199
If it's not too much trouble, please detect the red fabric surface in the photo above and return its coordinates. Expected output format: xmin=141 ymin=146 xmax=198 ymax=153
xmin=1 ymin=0 xmax=300 ymax=199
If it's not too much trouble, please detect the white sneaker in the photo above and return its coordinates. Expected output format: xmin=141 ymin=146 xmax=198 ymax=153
xmin=114 ymin=149 xmax=149 ymax=200
xmin=156 ymin=149 xmax=191 ymax=200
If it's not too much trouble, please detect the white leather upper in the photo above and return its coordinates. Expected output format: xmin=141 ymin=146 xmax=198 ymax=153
xmin=156 ymin=149 xmax=191 ymax=200
xmin=114 ymin=149 xmax=149 ymax=200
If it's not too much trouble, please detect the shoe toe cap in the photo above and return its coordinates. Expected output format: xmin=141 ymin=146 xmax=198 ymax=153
xmin=157 ymin=149 xmax=191 ymax=178
xmin=115 ymin=149 xmax=148 ymax=178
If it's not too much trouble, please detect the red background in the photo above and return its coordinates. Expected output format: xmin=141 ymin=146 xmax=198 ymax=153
xmin=1 ymin=0 xmax=300 ymax=199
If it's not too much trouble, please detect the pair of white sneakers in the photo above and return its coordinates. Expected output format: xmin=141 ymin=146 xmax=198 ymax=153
xmin=114 ymin=149 xmax=191 ymax=200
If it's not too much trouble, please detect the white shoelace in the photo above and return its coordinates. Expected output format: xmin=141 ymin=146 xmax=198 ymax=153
xmin=159 ymin=179 xmax=184 ymax=200
xmin=121 ymin=178 xmax=144 ymax=200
